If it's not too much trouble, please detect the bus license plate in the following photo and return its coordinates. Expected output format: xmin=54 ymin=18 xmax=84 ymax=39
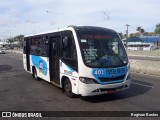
xmin=107 ymin=90 xmax=116 ymax=94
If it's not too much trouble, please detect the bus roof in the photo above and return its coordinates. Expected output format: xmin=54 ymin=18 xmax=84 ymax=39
xmin=24 ymin=25 xmax=116 ymax=38
xmin=24 ymin=27 xmax=72 ymax=38
xmin=68 ymin=25 xmax=115 ymax=32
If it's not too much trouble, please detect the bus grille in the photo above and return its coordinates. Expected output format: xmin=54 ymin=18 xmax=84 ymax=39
xmin=98 ymin=75 xmax=125 ymax=83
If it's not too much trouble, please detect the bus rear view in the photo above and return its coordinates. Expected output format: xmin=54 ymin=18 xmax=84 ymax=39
xmin=74 ymin=26 xmax=131 ymax=96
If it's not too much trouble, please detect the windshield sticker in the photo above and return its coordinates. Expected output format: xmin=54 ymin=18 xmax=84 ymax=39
xmin=83 ymin=49 xmax=98 ymax=63
xmin=81 ymin=39 xmax=87 ymax=43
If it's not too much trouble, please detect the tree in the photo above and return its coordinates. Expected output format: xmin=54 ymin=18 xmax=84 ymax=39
xmin=155 ymin=23 xmax=160 ymax=35
xmin=136 ymin=27 xmax=141 ymax=32
xmin=7 ymin=35 xmax=24 ymax=48
xmin=136 ymin=26 xmax=145 ymax=36
xmin=14 ymin=35 xmax=24 ymax=46
xmin=7 ymin=38 xmax=14 ymax=44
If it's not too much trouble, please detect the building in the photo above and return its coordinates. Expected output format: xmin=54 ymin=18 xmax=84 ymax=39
xmin=127 ymin=36 xmax=160 ymax=51
xmin=140 ymin=36 xmax=160 ymax=47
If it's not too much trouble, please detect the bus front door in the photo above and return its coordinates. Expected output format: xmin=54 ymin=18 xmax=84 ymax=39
xmin=50 ymin=36 xmax=60 ymax=84
xmin=26 ymin=39 xmax=30 ymax=71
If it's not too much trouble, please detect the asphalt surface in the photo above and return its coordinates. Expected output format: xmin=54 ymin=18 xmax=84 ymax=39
xmin=0 ymin=53 xmax=160 ymax=119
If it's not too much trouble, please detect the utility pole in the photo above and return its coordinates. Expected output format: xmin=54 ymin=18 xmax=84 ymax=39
xmin=126 ymin=24 xmax=130 ymax=48
xmin=103 ymin=0 xmax=110 ymax=21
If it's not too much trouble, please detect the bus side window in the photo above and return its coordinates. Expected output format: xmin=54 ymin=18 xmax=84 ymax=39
xmin=61 ymin=32 xmax=77 ymax=60
xmin=52 ymin=39 xmax=57 ymax=57
xmin=61 ymin=31 xmax=78 ymax=71
xmin=61 ymin=34 xmax=72 ymax=59
xmin=30 ymin=36 xmax=49 ymax=57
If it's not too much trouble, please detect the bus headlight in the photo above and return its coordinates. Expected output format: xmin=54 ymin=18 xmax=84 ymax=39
xmin=126 ymin=73 xmax=132 ymax=80
xmin=79 ymin=77 xmax=97 ymax=84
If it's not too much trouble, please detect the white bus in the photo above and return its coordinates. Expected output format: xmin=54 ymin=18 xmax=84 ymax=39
xmin=23 ymin=26 xmax=131 ymax=97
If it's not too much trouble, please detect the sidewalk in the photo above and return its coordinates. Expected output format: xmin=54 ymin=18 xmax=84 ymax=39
xmin=127 ymin=50 xmax=160 ymax=76
xmin=5 ymin=49 xmax=23 ymax=54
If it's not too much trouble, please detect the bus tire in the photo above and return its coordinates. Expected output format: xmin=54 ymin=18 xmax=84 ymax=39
xmin=33 ymin=68 xmax=39 ymax=80
xmin=64 ymin=79 xmax=74 ymax=98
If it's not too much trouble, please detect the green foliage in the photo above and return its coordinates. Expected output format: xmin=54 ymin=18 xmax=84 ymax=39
xmin=136 ymin=26 xmax=145 ymax=36
xmin=140 ymin=28 xmax=145 ymax=33
xmin=7 ymin=38 xmax=14 ymax=43
xmin=7 ymin=35 xmax=24 ymax=43
xmin=155 ymin=23 xmax=160 ymax=35
xmin=136 ymin=27 xmax=141 ymax=32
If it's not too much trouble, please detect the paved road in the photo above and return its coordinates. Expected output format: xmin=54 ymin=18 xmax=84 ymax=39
xmin=129 ymin=55 xmax=160 ymax=61
xmin=0 ymin=54 xmax=160 ymax=119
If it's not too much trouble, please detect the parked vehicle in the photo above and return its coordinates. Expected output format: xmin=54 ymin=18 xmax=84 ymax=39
xmin=0 ymin=49 xmax=6 ymax=54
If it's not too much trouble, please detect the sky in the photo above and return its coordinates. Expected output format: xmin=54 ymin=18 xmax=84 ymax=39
xmin=0 ymin=0 xmax=160 ymax=39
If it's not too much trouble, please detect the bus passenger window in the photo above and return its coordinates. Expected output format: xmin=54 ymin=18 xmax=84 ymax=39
xmin=62 ymin=36 xmax=72 ymax=58
xmin=52 ymin=40 xmax=57 ymax=57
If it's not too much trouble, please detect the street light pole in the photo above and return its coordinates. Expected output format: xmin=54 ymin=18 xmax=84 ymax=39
xmin=126 ymin=24 xmax=130 ymax=48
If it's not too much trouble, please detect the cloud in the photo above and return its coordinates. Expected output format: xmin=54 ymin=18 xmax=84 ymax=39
xmin=0 ymin=0 xmax=160 ymax=38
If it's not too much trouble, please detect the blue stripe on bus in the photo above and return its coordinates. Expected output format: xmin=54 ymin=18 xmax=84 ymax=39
xmin=92 ymin=66 xmax=128 ymax=84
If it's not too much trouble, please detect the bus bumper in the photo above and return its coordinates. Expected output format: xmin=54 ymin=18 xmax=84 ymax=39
xmin=78 ymin=79 xmax=131 ymax=96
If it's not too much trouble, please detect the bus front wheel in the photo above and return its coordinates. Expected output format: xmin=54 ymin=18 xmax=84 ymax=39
xmin=64 ymin=79 xmax=74 ymax=98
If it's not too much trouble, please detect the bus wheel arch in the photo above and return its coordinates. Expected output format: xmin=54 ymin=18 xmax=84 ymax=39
xmin=61 ymin=76 xmax=75 ymax=98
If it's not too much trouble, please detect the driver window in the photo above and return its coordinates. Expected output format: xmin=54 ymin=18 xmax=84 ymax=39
xmin=61 ymin=31 xmax=77 ymax=60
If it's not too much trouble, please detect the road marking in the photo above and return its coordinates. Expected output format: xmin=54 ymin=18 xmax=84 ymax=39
xmin=131 ymin=72 xmax=160 ymax=78
xmin=131 ymin=81 xmax=154 ymax=88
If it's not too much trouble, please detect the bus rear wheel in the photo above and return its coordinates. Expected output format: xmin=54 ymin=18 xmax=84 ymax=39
xmin=64 ymin=79 xmax=74 ymax=98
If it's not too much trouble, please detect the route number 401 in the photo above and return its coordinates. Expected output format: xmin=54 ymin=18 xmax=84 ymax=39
xmin=94 ymin=70 xmax=104 ymax=76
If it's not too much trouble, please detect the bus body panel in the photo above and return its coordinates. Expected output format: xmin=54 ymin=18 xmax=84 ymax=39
xmin=78 ymin=78 xmax=131 ymax=96
xmin=60 ymin=60 xmax=79 ymax=94
xmin=30 ymin=55 xmax=50 ymax=82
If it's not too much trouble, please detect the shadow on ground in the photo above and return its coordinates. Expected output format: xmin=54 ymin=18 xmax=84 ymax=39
xmin=81 ymin=79 xmax=152 ymax=103
xmin=0 ymin=64 xmax=12 ymax=72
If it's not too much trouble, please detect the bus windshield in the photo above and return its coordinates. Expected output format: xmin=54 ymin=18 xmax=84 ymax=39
xmin=77 ymin=30 xmax=128 ymax=68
